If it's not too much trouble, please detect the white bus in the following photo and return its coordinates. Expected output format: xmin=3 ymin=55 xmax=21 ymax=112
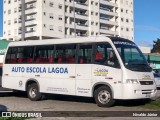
xmin=2 ymin=36 xmax=157 ymax=107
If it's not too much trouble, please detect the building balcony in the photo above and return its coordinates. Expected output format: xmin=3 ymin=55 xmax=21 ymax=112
xmin=100 ymin=28 xmax=118 ymax=35
xmin=100 ymin=9 xmax=118 ymax=17
xmin=25 ymin=8 xmax=37 ymax=15
xmin=25 ymin=19 xmax=37 ymax=27
xmin=18 ymin=18 xmax=37 ymax=27
xmin=100 ymin=0 xmax=118 ymax=7
xmin=65 ymin=12 xmax=88 ymax=20
xmin=25 ymin=30 xmax=36 ymax=38
xmin=66 ymin=23 xmax=88 ymax=31
xmin=65 ymin=1 xmax=88 ymax=10
xmin=100 ymin=19 xmax=118 ymax=26
xmin=25 ymin=0 xmax=37 ymax=3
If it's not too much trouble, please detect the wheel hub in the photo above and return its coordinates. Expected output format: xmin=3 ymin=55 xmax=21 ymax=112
xmin=98 ymin=90 xmax=111 ymax=104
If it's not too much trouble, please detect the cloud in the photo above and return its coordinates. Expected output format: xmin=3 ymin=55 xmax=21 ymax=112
xmin=135 ymin=25 xmax=160 ymax=32
xmin=135 ymin=40 xmax=153 ymax=47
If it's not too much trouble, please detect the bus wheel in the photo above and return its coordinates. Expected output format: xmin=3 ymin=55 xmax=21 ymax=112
xmin=27 ymin=83 xmax=42 ymax=101
xmin=94 ymin=86 xmax=115 ymax=107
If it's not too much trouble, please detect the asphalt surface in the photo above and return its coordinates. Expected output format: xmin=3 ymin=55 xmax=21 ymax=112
xmin=0 ymin=91 xmax=160 ymax=120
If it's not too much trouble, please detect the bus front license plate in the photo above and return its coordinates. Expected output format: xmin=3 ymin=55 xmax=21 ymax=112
xmin=146 ymin=94 xmax=151 ymax=98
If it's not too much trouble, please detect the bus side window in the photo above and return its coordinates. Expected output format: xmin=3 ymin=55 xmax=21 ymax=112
xmin=95 ymin=43 xmax=120 ymax=68
xmin=55 ymin=44 xmax=76 ymax=63
xmin=5 ymin=47 xmax=17 ymax=63
xmin=34 ymin=45 xmax=54 ymax=64
xmin=23 ymin=47 xmax=34 ymax=63
xmin=78 ymin=44 xmax=92 ymax=64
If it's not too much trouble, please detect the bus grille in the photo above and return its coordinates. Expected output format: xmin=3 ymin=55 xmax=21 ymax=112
xmin=139 ymin=81 xmax=153 ymax=85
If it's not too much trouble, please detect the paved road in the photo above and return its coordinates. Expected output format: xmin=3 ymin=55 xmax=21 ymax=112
xmin=0 ymin=92 xmax=160 ymax=120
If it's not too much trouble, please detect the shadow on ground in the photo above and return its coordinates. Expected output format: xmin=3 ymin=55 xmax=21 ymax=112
xmin=0 ymin=91 xmax=153 ymax=107
xmin=0 ymin=104 xmax=7 ymax=112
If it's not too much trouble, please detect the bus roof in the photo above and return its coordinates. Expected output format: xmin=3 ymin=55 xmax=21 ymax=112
xmin=8 ymin=36 xmax=114 ymax=47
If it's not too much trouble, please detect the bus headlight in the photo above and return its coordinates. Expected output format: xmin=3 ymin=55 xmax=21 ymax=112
xmin=126 ymin=79 xmax=139 ymax=84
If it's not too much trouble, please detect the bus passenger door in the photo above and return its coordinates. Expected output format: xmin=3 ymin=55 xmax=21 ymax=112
xmin=76 ymin=44 xmax=93 ymax=97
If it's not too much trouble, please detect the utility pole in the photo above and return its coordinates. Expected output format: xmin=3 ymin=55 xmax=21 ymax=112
xmin=21 ymin=0 xmax=25 ymax=41
xmin=73 ymin=0 xmax=76 ymax=37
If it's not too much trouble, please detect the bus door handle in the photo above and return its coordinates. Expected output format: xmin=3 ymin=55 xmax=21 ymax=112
xmin=69 ymin=76 xmax=76 ymax=78
xmin=35 ymin=75 xmax=40 ymax=77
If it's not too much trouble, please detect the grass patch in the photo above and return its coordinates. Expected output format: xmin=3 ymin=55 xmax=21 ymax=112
xmin=140 ymin=100 xmax=160 ymax=110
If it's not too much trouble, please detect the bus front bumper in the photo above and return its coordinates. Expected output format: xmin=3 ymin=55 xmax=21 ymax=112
xmin=114 ymin=84 xmax=157 ymax=100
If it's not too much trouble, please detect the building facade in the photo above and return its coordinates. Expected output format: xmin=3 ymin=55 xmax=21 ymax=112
xmin=3 ymin=0 xmax=134 ymax=41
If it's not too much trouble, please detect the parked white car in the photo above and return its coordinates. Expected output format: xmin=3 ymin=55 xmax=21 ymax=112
xmin=154 ymin=73 xmax=160 ymax=90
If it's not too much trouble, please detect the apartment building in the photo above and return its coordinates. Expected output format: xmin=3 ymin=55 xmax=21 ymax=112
xmin=3 ymin=0 xmax=134 ymax=41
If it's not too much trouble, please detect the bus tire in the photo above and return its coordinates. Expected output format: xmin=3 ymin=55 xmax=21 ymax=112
xmin=27 ymin=83 xmax=42 ymax=101
xmin=94 ymin=86 xmax=115 ymax=107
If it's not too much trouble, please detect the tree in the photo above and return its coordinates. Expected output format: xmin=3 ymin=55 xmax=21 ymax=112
xmin=151 ymin=38 xmax=160 ymax=53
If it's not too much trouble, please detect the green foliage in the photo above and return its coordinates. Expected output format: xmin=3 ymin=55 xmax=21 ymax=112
xmin=140 ymin=100 xmax=160 ymax=110
xmin=151 ymin=38 xmax=160 ymax=53
xmin=0 ymin=117 xmax=27 ymax=120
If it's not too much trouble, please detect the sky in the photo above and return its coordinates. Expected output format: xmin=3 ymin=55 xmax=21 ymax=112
xmin=0 ymin=0 xmax=160 ymax=47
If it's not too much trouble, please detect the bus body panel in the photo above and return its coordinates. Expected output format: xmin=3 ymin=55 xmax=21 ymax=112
xmin=76 ymin=64 xmax=92 ymax=96
xmin=2 ymin=36 xmax=157 ymax=100
xmin=3 ymin=64 xmax=76 ymax=95
xmin=91 ymin=64 xmax=122 ymax=98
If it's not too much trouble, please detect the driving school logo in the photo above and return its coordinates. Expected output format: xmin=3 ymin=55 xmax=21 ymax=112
xmin=142 ymin=74 xmax=151 ymax=80
xmin=94 ymin=68 xmax=108 ymax=76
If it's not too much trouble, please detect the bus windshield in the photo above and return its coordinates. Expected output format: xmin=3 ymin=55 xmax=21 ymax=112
xmin=111 ymin=38 xmax=152 ymax=72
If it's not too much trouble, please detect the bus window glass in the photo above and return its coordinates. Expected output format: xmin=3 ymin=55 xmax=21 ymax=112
xmin=95 ymin=43 xmax=120 ymax=68
xmin=34 ymin=45 xmax=54 ymax=63
xmin=5 ymin=47 xmax=17 ymax=63
xmin=112 ymin=38 xmax=152 ymax=72
xmin=55 ymin=44 xmax=76 ymax=63
xmin=78 ymin=44 xmax=92 ymax=64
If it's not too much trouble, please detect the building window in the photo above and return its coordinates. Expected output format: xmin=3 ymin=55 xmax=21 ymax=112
xmin=59 ymin=4 xmax=62 ymax=9
xmin=8 ymin=10 xmax=11 ymax=14
xmin=59 ymin=15 xmax=62 ymax=20
xmin=91 ymin=21 xmax=94 ymax=25
xmin=121 ymin=18 xmax=123 ymax=22
xmin=49 ymin=13 xmax=54 ymax=19
xmin=49 ymin=25 xmax=54 ymax=30
xmin=91 ymin=1 xmax=94 ymax=5
xmin=126 ymin=19 xmax=129 ymax=23
xmin=91 ymin=11 xmax=94 ymax=15
xmin=44 ymin=24 xmax=46 ymax=27
xmin=14 ymin=18 xmax=17 ymax=23
xmin=91 ymin=32 xmax=94 ymax=35
xmin=43 ymin=12 xmax=46 ymax=15
xmin=126 ymin=28 xmax=129 ymax=31
xmin=14 ymin=8 xmax=17 ymax=13
xmin=49 ymin=2 xmax=54 ymax=7
xmin=126 ymin=10 xmax=128 ymax=13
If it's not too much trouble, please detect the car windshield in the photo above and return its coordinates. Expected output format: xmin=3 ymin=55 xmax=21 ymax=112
xmin=154 ymin=73 xmax=160 ymax=78
xmin=111 ymin=38 xmax=152 ymax=72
